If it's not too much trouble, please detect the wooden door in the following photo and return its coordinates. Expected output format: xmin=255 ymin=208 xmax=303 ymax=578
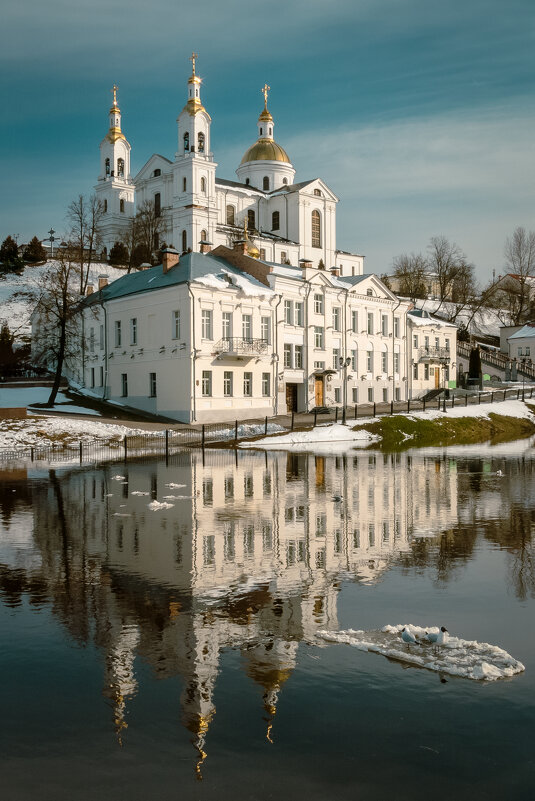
xmin=286 ymin=383 xmax=297 ymax=412
xmin=314 ymin=377 xmax=324 ymax=406
xmin=435 ymin=367 xmax=440 ymax=389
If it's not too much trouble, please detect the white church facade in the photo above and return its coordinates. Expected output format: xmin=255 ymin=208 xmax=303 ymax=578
xmin=95 ymin=56 xmax=363 ymax=277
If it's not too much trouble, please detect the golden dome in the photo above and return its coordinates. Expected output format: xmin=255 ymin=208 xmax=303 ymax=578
xmin=240 ymin=138 xmax=290 ymax=164
xmin=247 ymin=244 xmax=260 ymax=259
xmin=258 ymin=108 xmax=273 ymax=122
xmin=182 ymin=97 xmax=211 ymax=118
xmin=106 ymin=127 xmax=126 ymax=143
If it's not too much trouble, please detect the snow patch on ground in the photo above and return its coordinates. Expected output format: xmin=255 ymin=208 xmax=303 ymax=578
xmin=240 ymin=423 xmax=379 ymax=452
xmin=318 ymin=624 xmax=525 ymax=681
xmin=0 ymin=417 xmax=152 ymax=450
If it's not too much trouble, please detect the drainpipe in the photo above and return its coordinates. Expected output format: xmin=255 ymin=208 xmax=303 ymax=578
xmin=273 ymin=293 xmax=283 ymax=416
xmin=187 ymin=282 xmax=197 ymax=422
xmin=391 ymin=297 xmax=401 ymax=402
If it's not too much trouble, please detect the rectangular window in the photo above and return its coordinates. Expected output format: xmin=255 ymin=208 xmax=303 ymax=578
xmin=333 ymin=347 xmax=340 ymax=369
xmin=367 ymin=350 xmax=373 ymax=372
xmin=352 ymin=387 xmax=358 ymax=402
xmin=381 ymin=352 xmax=388 ymax=373
xmin=260 ymin=248 xmax=266 ymax=261
xmin=201 ymin=309 xmax=213 ymax=340
xmin=294 ymin=302 xmax=304 ymax=327
xmin=413 ymin=362 xmax=418 ymax=379
xmin=89 ymin=327 xmax=95 ymax=353
xmin=261 ymin=316 xmax=271 ymax=344
xmin=114 ymin=320 xmax=122 ymax=348
xmin=243 ymin=372 xmax=252 ymax=396
xmin=395 ymin=387 xmax=401 ymax=401
xmin=280 ymin=250 xmax=287 ymax=263
xmin=332 ymin=307 xmax=341 ymax=332
xmin=284 ymin=344 xmax=293 ymax=368
xmin=224 ymin=523 xmax=235 ymax=561
xmin=424 ymin=364 xmax=429 ymax=380
xmin=413 ymin=334 xmax=418 ymax=349
xmin=445 ymin=338 xmax=450 ymax=352
xmin=99 ymin=366 xmax=104 ymax=387
xmin=223 ymin=371 xmax=233 ymax=396
xmin=367 ymin=313 xmax=374 ymax=335
xmin=172 ymin=310 xmax=180 ymax=340
xmin=314 ymin=326 xmax=324 ymax=349
xmin=394 ymin=352 xmax=400 ymax=374
xmin=202 ymin=370 xmax=212 ymax=396
xmin=203 ymin=479 xmax=213 ymax=507
xmin=424 ymin=335 xmax=430 ymax=351
xmin=90 ymin=367 xmax=95 ymax=388
xmin=314 ymin=294 xmax=324 ymax=315
xmin=382 ymin=388 xmax=388 ymax=402
xmin=121 ymin=373 xmax=128 ymax=397
xmin=222 ymin=311 xmax=232 ymax=340
xmin=351 ymin=349 xmax=358 ymax=371
xmin=203 ymin=535 xmax=216 ymax=566
xmin=351 ymin=310 xmax=358 ymax=333
xmin=99 ymin=324 xmax=104 ymax=350
xmin=314 ymin=361 xmax=325 ymax=370
xmin=526 ymin=346 xmax=531 ymax=356
xmin=381 ymin=314 xmax=388 ymax=336
xmin=334 ymin=387 xmax=341 ymax=403
xmin=294 ymin=345 xmax=303 ymax=369
xmin=368 ymin=387 xmax=374 ymax=402
xmin=435 ymin=337 xmax=440 ymax=350
xmin=284 ymin=300 xmax=292 ymax=324
xmin=149 ymin=372 xmax=156 ymax=397
xmin=130 ymin=317 xmax=137 ymax=345
xmin=242 ymin=314 xmax=252 ymax=340
xmin=262 ymin=372 xmax=270 ymax=397
xmin=394 ymin=316 xmax=400 ymax=338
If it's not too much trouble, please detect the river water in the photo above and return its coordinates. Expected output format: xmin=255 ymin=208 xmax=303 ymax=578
xmin=1 ymin=441 xmax=534 ymax=800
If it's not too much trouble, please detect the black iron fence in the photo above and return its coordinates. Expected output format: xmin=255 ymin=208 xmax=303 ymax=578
xmin=0 ymin=385 xmax=534 ymax=466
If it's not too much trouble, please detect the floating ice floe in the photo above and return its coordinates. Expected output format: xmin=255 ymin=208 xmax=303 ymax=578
xmin=147 ymin=500 xmax=175 ymax=510
xmin=112 ymin=475 xmax=126 ymax=481
xmin=165 ymin=483 xmax=186 ymax=489
xmin=317 ymin=624 xmax=525 ymax=681
xmin=131 ymin=491 xmax=149 ymax=496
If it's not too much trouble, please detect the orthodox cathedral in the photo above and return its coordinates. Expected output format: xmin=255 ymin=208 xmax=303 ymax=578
xmin=95 ymin=54 xmax=363 ymax=277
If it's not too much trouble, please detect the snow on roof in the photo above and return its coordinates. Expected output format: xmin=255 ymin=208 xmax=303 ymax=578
xmin=413 ymin=299 xmax=506 ymax=337
xmin=507 ymin=323 xmax=535 ymax=340
xmin=408 ymin=309 xmax=457 ymax=328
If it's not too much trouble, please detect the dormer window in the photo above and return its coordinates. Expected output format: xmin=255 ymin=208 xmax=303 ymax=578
xmin=314 ymin=188 xmax=322 ymax=197
xmin=263 ymin=176 xmax=270 ymax=191
xmin=153 ymin=168 xmax=161 ymax=177
xmin=198 ymin=132 xmax=205 ymax=153
xmin=367 ymin=288 xmax=373 ymax=296
xmin=117 ymin=158 xmax=124 ymax=178
xmin=184 ymin=132 xmax=189 ymax=151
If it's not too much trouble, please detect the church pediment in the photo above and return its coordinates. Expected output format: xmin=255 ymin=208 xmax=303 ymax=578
xmin=133 ymin=153 xmax=172 ymax=183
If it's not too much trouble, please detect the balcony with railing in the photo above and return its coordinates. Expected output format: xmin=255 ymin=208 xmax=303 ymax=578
xmin=418 ymin=346 xmax=451 ymax=363
xmin=213 ymin=337 xmax=269 ymax=358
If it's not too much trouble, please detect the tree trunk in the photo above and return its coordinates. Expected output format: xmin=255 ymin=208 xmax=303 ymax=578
xmin=46 ymin=319 xmax=66 ymax=407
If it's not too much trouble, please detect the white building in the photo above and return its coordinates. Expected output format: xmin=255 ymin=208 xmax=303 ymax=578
xmin=94 ymin=56 xmax=363 ymax=277
xmin=407 ymin=310 xmax=457 ymax=397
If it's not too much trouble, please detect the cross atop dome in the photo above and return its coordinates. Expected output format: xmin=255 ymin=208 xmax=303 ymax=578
xmin=190 ymin=52 xmax=198 ymax=77
xmin=261 ymin=83 xmax=270 ymax=108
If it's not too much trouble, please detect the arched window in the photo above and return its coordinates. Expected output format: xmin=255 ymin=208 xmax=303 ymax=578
xmin=282 ymin=178 xmax=288 ymax=185
xmin=260 ymin=127 xmax=263 ymax=136
xmin=263 ymin=176 xmax=270 ymax=191
xmin=182 ymin=177 xmax=187 ymax=192
xmin=198 ymin=132 xmax=205 ymax=153
xmin=154 ymin=192 xmax=161 ymax=217
xmin=272 ymin=211 xmax=280 ymax=231
xmin=182 ymin=230 xmax=187 ymax=253
xmin=226 ymin=205 xmax=235 ymax=225
xmin=245 ymin=178 xmax=250 ymax=185
xmin=311 ymin=209 xmax=321 ymax=248
xmin=201 ymin=177 xmax=206 ymax=193
xmin=105 ymin=157 xmax=110 ymax=176
xmin=153 ymin=168 xmax=161 ymax=177
xmin=314 ymin=188 xmax=322 ymax=197
xmin=184 ymin=132 xmax=189 ymax=151
xmin=200 ymin=229 xmax=207 ymax=243
xmin=103 ymin=199 xmax=107 ymax=212
xmin=117 ymin=158 xmax=124 ymax=178
xmin=247 ymin=209 xmax=256 ymax=231
xmin=269 ymin=127 xmax=272 ymax=136
xmin=120 ymin=199 xmax=125 ymax=213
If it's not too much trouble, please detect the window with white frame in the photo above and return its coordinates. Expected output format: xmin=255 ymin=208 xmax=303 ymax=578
xmin=121 ymin=373 xmax=128 ymax=397
xmin=394 ymin=316 xmax=400 ymax=338
xmin=260 ymin=248 xmax=266 ymax=260
xmin=367 ymin=313 xmax=374 ymax=335
xmin=172 ymin=310 xmax=180 ymax=340
xmin=295 ymin=302 xmax=304 ymax=327
xmin=222 ymin=312 xmax=232 ymax=340
xmin=332 ymin=347 xmax=340 ymax=369
xmin=395 ymin=387 xmax=401 ymax=401
xmin=89 ymin=327 xmax=95 ymax=352
xmin=382 ymin=388 xmax=388 ymax=402
xmin=334 ymin=387 xmax=341 ymax=403
xmin=351 ymin=310 xmax=358 ymax=333
xmin=99 ymin=366 xmax=104 ymax=386
xmin=149 ymin=372 xmax=157 ymax=397
xmin=332 ymin=307 xmax=341 ymax=331
xmin=394 ymin=352 xmax=400 ymax=374
xmin=352 ymin=387 xmax=358 ymax=402
xmin=295 ymin=345 xmax=303 ymax=369
xmin=130 ymin=318 xmax=137 ymax=345
xmin=351 ymin=349 xmax=358 ymax=371
xmin=261 ymin=316 xmax=271 ymax=344
xmin=413 ymin=334 xmax=418 ymax=348
xmin=223 ymin=371 xmax=233 ymax=396
xmin=242 ymin=314 xmax=252 ymax=340
xmin=367 ymin=350 xmax=373 ymax=372
xmin=114 ymin=320 xmax=122 ymax=348
xmin=314 ymin=361 xmax=325 ymax=370
xmin=99 ymin=324 xmax=104 ymax=349
xmin=201 ymin=309 xmax=213 ymax=340
xmin=435 ymin=337 xmax=440 ymax=349
xmin=284 ymin=344 xmax=293 ymax=368
xmin=424 ymin=364 xmax=429 ymax=380
xmin=262 ymin=372 xmax=270 ymax=396
xmin=445 ymin=338 xmax=450 ymax=352
xmin=381 ymin=352 xmax=388 ymax=373
xmin=424 ymin=335 xmax=430 ymax=350
xmin=202 ymin=371 xmax=212 ymax=396
xmin=314 ymin=326 xmax=324 ymax=349
xmin=413 ymin=362 xmax=418 ymax=379
xmin=368 ymin=387 xmax=374 ymax=402
xmin=314 ymin=294 xmax=323 ymax=315
xmin=381 ymin=315 xmax=388 ymax=336
xmin=243 ymin=372 xmax=252 ymax=396
xmin=284 ymin=300 xmax=292 ymax=324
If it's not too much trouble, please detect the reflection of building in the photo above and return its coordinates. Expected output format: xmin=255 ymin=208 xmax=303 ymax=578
xmin=15 ymin=448 xmax=458 ymax=776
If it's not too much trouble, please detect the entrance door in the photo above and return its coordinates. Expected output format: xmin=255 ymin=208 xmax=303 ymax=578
xmin=286 ymin=383 xmax=298 ymax=413
xmin=314 ymin=376 xmax=324 ymax=407
xmin=435 ymin=367 xmax=440 ymax=389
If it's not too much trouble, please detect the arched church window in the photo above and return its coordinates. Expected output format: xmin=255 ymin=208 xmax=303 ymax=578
xmin=184 ymin=132 xmax=189 ymax=151
xmin=260 ymin=127 xmax=263 ymax=136
xmin=103 ymin=199 xmax=107 ymax=213
xmin=198 ymin=132 xmax=205 ymax=153
xmin=182 ymin=230 xmax=187 ymax=253
xmin=117 ymin=158 xmax=124 ymax=178
xmin=153 ymin=168 xmax=161 ymax=177
xmin=272 ymin=211 xmax=280 ymax=231
xmin=269 ymin=127 xmax=272 ymax=136
xmin=120 ymin=199 xmax=125 ymax=213
xmin=245 ymin=178 xmax=250 ymax=185
xmin=200 ymin=229 xmax=207 ymax=243
xmin=226 ymin=205 xmax=235 ymax=226
xmin=282 ymin=178 xmax=288 ymax=185
xmin=311 ymin=209 xmax=321 ymax=248
xmin=105 ymin=158 xmax=110 ymax=176
xmin=263 ymin=176 xmax=270 ymax=191
xmin=154 ymin=192 xmax=161 ymax=218
xmin=183 ymin=177 xmax=187 ymax=192
xmin=314 ymin=188 xmax=322 ymax=197
xmin=247 ymin=209 xmax=256 ymax=231
xmin=201 ymin=177 xmax=206 ymax=193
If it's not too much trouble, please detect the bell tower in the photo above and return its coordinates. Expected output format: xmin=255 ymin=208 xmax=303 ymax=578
xmin=172 ymin=54 xmax=218 ymax=253
xmin=95 ymin=85 xmax=135 ymax=255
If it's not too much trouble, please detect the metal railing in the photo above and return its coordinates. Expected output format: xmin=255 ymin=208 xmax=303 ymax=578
xmin=418 ymin=346 xmax=451 ymax=362
xmin=214 ymin=337 xmax=269 ymax=356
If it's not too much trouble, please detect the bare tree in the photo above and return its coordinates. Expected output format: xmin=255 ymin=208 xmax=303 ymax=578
xmin=427 ymin=236 xmax=471 ymax=315
xmin=501 ymin=226 xmax=535 ymax=325
xmin=67 ymin=194 xmax=105 ymax=295
xmin=134 ymin=199 xmax=167 ymax=265
xmin=392 ymin=252 xmax=428 ymax=301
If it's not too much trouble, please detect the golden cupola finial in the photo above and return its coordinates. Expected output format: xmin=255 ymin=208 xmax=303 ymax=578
xmin=259 ymin=83 xmax=273 ymax=122
xmin=188 ymin=51 xmax=201 ymax=84
xmin=106 ymin=84 xmax=126 ymax=143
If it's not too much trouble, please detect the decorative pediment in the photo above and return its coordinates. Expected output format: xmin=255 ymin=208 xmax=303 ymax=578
xmin=133 ymin=153 xmax=172 ymax=183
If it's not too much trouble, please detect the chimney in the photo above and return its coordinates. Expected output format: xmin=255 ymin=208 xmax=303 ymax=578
xmin=199 ymin=240 xmax=212 ymax=255
xmin=299 ymin=258 xmax=313 ymax=269
xmin=331 ymin=267 xmax=339 ymax=277
xmin=86 ymin=283 xmax=94 ymax=296
xmin=139 ymin=262 xmax=151 ymax=271
xmin=98 ymin=274 xmax=109 ymax=290
xmin=233 ymin=238 xmax=248 ymax=256
xmin=162 ymin=248 xmax=180 ymax=274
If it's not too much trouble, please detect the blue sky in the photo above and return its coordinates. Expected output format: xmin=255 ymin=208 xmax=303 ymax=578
xmin=2 ymin=0 xmax=534 ymax=283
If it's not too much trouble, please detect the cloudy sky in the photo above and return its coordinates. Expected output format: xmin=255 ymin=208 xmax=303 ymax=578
xmin=2 ymin=0 xmax=534 ymax=282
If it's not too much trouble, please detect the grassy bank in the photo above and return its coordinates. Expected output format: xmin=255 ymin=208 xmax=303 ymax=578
xmin=355 ymin=408 xmax=535 ymax=450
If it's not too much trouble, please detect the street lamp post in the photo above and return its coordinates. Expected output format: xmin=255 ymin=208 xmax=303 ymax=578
xmin=43 ymin=228 xmax=57 ymax=258
xmin=338 ymin=356 xmax=351 ymax=424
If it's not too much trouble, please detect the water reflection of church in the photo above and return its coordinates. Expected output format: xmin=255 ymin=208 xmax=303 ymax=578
xmin=26 ymin=449 xmax=458 ymax=776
